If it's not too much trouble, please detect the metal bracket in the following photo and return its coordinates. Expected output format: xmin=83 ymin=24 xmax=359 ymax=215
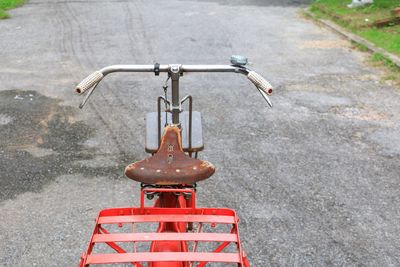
xmin=180 ymin=95 xmax=193 ymax=155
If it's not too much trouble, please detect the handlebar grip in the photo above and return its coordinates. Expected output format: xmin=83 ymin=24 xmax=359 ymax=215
xmin=75 ymin=71 xmax=104 ymax=94
xmin=247 ymin=71 xmax=273 ymax=95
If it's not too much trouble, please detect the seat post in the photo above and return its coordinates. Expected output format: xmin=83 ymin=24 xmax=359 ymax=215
xmin=169 ymin=64 xmax=181 ymax=125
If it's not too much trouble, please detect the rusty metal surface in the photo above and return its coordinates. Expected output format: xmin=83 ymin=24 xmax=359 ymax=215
xmin=125 ymin=125 xmax=215 ymax=185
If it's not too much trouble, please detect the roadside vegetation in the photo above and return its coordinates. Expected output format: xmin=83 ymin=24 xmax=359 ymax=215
xmin=310 ymin=0 xmax=400 ymax=85
xmin=0 ymin=0 xmax=26 ymax=19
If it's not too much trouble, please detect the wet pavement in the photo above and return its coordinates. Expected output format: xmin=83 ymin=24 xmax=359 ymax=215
xmin=0 ymin=0 xmax=399 ymax=266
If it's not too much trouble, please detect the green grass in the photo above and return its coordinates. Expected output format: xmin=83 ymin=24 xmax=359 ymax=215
xmin=312 ymin=0 xmax=399 ymax=27
xmin=350 ymin=40 xmax=369 ymax=52
xmin=310 ymin=0 xmax=400 ymax=85
xmin=310 ymin=1 xmax=400 ymax=56
xmin=0 ymin=8 xmax=9 ymax=19
xmin=371 ymin=52 xmax=398 ymax=69
xmin=312 ymin=0 xmax=399 ymax=15
xmin=369 ymin=52 xmax=400 ymax=85
xmin=358 ymin=25 xmax=400 ymax=56
xmin=0 ymin=0 xmax=26 ymax=19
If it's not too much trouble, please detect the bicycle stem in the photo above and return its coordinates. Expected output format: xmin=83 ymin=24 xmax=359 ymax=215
xmin=170 ymin=65 xmax=181 ymax=124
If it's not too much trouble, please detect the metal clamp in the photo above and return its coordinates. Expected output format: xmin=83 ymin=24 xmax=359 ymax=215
xmin=154 ymin=63 xmax=160 ymax=76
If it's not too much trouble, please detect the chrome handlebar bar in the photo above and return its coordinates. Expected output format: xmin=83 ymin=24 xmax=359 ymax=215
xmin=75 ymin=64 xmax=273 ymax=107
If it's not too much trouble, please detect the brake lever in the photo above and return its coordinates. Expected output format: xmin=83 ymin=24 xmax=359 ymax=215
xmin=257 ymin=87 xmax=272 ymax=108
xmin=79 ymin=81 xmax=100 ymax=109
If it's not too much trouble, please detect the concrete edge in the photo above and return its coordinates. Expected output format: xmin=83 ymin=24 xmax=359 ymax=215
xmin=303 ymin=8 xmax=400 ymax=68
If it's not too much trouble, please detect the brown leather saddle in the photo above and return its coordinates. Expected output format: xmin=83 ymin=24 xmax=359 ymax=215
xmin=125 ymin=125 xmax=215 ymax=185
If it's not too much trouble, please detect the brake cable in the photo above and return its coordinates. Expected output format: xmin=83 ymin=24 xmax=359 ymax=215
xmin=163 ymin=76 xmax=170 ymax=126
xmin=79 ymin=81 xmax=100 ymax=109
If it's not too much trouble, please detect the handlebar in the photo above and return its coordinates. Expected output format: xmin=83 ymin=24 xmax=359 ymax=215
xmin=75 ymin=63 xmax=273 ymax=107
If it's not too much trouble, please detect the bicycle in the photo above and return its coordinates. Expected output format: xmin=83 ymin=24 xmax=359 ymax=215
xmin=75 ymin=56 xmax=273 ymax=267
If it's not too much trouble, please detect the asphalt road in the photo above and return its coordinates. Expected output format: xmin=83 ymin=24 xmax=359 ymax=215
xmin=1 ymin=0 xmax=399 ymax=266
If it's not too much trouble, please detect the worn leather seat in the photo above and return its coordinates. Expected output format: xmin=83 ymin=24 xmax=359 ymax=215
xmin=125 ymin=125 xmax=215 ymax=185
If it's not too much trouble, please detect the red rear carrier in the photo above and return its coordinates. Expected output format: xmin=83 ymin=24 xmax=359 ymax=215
xmin=79 ymin=188 xmax=250 ymax=267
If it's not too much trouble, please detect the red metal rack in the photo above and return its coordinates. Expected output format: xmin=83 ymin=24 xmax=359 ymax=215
xmin=79 ymin=189 xmax=250 ymax=266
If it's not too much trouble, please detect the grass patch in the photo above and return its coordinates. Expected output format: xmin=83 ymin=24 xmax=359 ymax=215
xmin=371 ymin=52 xmax=398 ymax=69
xmin=369 ymin=52 xmax=400 ymax=85
xmin=309 ymin=1 xmax=400 ymax=85
xmin=0 ymin=8 xmax=10 ymax=19
xmin=0 ymin=0 xmax=26 ymax=19
xmin=350 ymin=40 xmax=369 ymax=52
xmin=310 ymin=0 xmax=400 ymax=56
xmin=312 ymin=0 xmax=398 ymax=16
xmin=358 ymin=25 xmax=400 ymax=56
